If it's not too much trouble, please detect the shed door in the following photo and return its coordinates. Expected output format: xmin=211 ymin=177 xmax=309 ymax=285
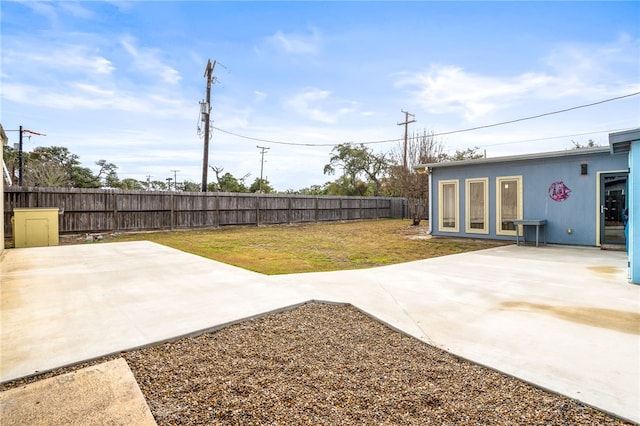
xmin=25 ymin=218 xmax=50 ymax=247
xmin=600 ymin=173 xmax=628 ymax=246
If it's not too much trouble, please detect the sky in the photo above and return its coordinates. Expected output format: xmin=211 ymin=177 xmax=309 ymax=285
xmin=1 ymin=1 xmax=639 ymax=191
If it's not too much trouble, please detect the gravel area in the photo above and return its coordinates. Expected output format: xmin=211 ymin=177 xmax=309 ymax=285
xmin=2 ymin=302 xmax=630 ymax=425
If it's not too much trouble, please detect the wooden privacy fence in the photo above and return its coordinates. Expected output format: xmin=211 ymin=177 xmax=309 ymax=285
xmin=3 ymin=187 xmax=406 ymax=237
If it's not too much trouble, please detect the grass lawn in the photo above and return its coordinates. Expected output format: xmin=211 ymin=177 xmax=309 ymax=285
xmin=109 ymin=219 xmax=509 ymax=275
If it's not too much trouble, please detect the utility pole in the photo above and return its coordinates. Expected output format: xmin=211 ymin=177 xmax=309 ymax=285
xmin=6 ymin=126 xmax=46 ymax=186
xmin=18 ymin=125 xmax=23 ymax=186
xmin=171 ymin=169 xmax=180 ymax=191
xmin=201 ymin=59 xmax=217 ymax=192
xmin=257 ymin=145 xmax=270 ymax=193
xmin=397 ymin=110 xmax=416 ymax=170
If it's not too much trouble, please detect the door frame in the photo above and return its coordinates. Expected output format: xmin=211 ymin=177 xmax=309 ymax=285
xmin=596 ymin=170 xmax=628 ymax=246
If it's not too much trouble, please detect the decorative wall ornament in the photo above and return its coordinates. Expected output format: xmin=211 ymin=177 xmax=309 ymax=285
xmin=549 ymin=181 xmax=571 ymax=202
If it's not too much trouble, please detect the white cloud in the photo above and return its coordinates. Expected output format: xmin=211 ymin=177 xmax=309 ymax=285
xmin=71 ymin=82 xmax=115 ymax=97
xmin=19 ymin=0 xmax=95 ymax=20
xmin=285 ymin=88 xmax=357 ymax=124
xmin=542 ymin=34 xmax=640 ymax=97
xmin=258 ymin=28 xmax=321 ymax=55
xmin=395 ymin=36 xmax=640 ymax=123
xmin=395 ymin=65 xmax=552 ymax=122
xmin=2 ymin=80 xmax=194 ymax=120
xmin=120 ymin=36 xmax=182 ymax=84
xmin=2 ymin=43 xmax=115 ymax=76
xmin=253 ymin=91 xmax=268 ymax=102
xmin=20 ymin=1 xmax=58 ymax=22
xmin=59 ymin=2 xmax=95 ymax=19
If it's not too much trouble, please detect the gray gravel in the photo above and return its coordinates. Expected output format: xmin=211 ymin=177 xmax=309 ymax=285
xmin=127 ymin=302 xmax=627 ymax=425
xmin=2 ymin=302 xmax=630 ymax=425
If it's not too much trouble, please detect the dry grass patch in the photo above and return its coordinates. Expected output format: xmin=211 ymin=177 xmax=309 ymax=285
xmin=109 ymin=219 xmax=508 ymax=274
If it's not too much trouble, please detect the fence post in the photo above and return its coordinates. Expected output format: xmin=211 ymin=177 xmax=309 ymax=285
xmin=256 ymin=194 xmax=260 ymax=226
xmin=112 ymin=192 xmax=119 ymax=232
xmin=215 ymin=193 xmax=219 ymax=227
xmin=170 ymin=191 xmax=175 ymax=230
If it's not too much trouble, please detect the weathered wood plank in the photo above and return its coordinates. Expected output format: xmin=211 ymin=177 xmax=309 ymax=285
xmin=3 ymin=187 xmax=407 ymax=236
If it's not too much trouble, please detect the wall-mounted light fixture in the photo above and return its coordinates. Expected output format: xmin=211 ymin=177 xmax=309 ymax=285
xmin=581 ymin=163 xmax=588 ymax=175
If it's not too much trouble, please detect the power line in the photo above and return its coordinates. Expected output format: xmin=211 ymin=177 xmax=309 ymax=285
xmin=475 ymin=128 xmax=634 ymax=148
xmin=212 ymin=126 xmax=397 ymax=147
xmin=432 ymin=91 xmax=640 ymax=137
xmin=212 ymin=91 xmax=639 ymax=148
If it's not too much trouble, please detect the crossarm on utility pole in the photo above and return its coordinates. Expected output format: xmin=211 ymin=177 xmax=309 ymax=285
xmin=397 ymin=110 xmax=416 ymax=170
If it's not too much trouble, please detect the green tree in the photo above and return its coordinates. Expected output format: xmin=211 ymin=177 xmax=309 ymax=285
xmin=148 ymin=180 xmax=168 ymax=191
xmin=322 ymin=175 xmax=370 ymax=196
xmin=30 ymin=146 xmax=79 ymax=169
xmin=181 ymin=180 xmax=201 ymax=192
xmin=249 ymin=178 xmax=274 ymax=193
xmin=27 ymin=146 xmax=102 ymax=187
xmin=220 ymin=172 xmax=248 ymax=192
xmin=208 ymin=166 xmax=250 ymax=192
xmin=95 ymin=159 xmax=120 ymax=188
xmin=8 ymin=145 xmax=101 ymax=188
xmin=70 ymin=166 xmax=101 ymax=188
xmin=323 ymin=143 xmax=388 ymax=196
xmin=444 ymin=147 xmax=484 ymax=161
xmin=296 ymin=184 xmax=328 ymax=195
xmin=116 ymin=178 xmax=145 ymax=190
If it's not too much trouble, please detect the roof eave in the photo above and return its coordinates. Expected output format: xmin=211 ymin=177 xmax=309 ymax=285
xmin=413 ymin=146 xmax=611 ymax=170
xmin=609 ymin=128 xmax=640 ymax=154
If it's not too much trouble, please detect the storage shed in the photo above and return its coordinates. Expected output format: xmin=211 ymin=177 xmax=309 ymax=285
xmin=415 ymin=146 xmax=628 ymax=248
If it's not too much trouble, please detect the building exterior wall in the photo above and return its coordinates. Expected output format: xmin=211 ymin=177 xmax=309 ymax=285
xmin=429 ymin=150 xmax=628 ymax=246
xmin=629 ymin=141 xmax=639 ymax=284
xmin=1 ymin=124 xmax=6 ymax=253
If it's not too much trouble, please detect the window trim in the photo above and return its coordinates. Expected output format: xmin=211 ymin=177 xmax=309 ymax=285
xmin=495 ymin=175 xmax=523 ymax=236
xmin=465 ymin=177 xmax=489 ymax=234
xmin=438 ymin=179 xmax=459 ymax=233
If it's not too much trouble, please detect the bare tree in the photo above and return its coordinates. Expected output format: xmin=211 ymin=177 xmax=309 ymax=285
xmin=24 ymin=161 xmax=69 ymax=187
xmin=385 ymin=130 xmax=446 ymax=225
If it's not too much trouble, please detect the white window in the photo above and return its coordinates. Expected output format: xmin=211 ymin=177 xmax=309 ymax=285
xmin=496 ymin=176 xmax=523 ymax=235
xmin=466 ymin=178 xmax=489 ymax=234
xmin=439 ymin=179 xmax=459 ymax=232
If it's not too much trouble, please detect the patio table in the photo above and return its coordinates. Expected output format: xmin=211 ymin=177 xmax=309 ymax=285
xmin=513 ymin=219 xmax=547 ymax=247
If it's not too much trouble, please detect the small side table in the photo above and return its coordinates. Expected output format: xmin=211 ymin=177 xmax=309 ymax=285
xmin=513 ymin=219 xmax=547 ymax=247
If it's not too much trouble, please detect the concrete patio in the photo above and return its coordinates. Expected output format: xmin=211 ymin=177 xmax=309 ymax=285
xmin=1 ymin=242 xmax=638 ymax=423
